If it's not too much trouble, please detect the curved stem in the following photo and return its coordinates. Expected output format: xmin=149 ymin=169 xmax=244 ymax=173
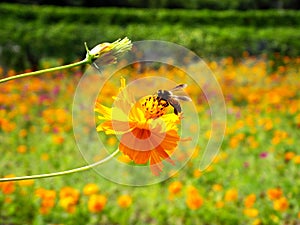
xmin=0 ymin=149 xmax=119 ymax=182
xmin=0 ymin=58 xmax=88 ymax=84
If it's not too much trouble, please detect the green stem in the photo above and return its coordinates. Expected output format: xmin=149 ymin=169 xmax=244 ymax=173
xmin=0 ymin=149 xmax=119 ymax=182
xmin=0 ymin=58 xmax=88 ymax=84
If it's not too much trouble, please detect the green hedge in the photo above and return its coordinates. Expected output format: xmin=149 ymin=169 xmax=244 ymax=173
xmin=0 ymin=3 xmax=299 ymax=70
xmin=1 ymin=4 xmax=300 ymax=27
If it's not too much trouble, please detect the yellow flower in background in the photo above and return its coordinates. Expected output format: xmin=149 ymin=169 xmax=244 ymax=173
xmin=88 ymin=194 xmax=107 ymax=213
xmin=243 ymin=208 xmax=259 ymax=218
xmin=60 ymin=196 xmax=77 ymax=213
xmin=18 ymin=179 xmax=34 ymax=187
xmin=83 ymin=183 xmax=99 ymax=196
xmin=117 ymin=194 xmax=132 ymax=208
xmin=252 ymin=219 xmax=262 ymax=225
xmin=95 ymin=77 xmax=182 ymax=175
xmin=294 ymin=155 xmax=300 ymax=164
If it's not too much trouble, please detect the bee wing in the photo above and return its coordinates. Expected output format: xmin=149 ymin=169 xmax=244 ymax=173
xmin=169 ymin=84 xmax=187 ymax=92
xmin=173 ymin=95 xmax=192 ymax=101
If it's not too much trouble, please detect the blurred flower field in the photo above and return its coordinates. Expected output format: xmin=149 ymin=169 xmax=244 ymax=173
xmin=0 ymin=54 xmax=300 ymax=224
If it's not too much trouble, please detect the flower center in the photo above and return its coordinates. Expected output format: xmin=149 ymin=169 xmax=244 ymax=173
xmin=140 ymin=95 xmax=169 ymax=119
xmin=132 ymin=128 xmax=151 ymax=139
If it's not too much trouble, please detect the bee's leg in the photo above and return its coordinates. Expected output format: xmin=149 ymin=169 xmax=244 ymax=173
xmin=174 ymin=108 xmax=178 ymax=115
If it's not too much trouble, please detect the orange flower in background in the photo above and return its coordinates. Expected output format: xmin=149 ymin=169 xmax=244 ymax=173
xmin=168 ymin=181 xmax=183 ymax=196
xmin=95 ymin=77 xmax=182 ymax=175
xmin=83 ymin=183 xmax=100 ymax=196
xmin=117 ymin=194 xmax=132 ymax=208
xmin=284 ymin=151 xmax=295 ymax=161
xmin=186 ymin=185 xmax=203 ymax=210
xmin=186 ymin=193 xmax=203 ymax=210
xmin=59 ymin=187 xmax=80 ymax=213
xmin=273 ymin=197 xmax=289 ymax=212
xmin=88 ymin=194 xmax=107 ymax=213
xmin=0 ymin=174 xmax=15 ymax=195
xmin=193 ymin=169 xmax=202 ymax=178
xmin=216 ymin=201 xmax=224 ymax=208
xmin=244 ymin=194 xmax=256 ymax=208
xmin=35 ymin=188 xmax=56 ymax=215
xmin=225 ymin=188 xmax=238 ymax=202
xmin=17 ymin=145 xmax=27 ymax=153
xmin=212 ymin=184 xmax=223 ymax=192
xmin=267 ymin=188 xmax=282 ymax=200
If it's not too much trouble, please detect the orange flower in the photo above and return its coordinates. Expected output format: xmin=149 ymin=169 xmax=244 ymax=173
xmin=168 ymin=181 xmax=183 ymax=195
xmin=117 ymin=194 xmax=132 ymax=208
xmin=212 ymin=184 xmax=223 ymax=192
xmin=225 ymin=188 xmax=238 ymax=202
xmin=244 ymin=194 xmax=256 ymax=208
xmin=60 ymin=197 xmax=77 ymax=213
xmin=88 ymin=194 xmax=107 ymax=213
xmin=35 ymin=188 xmax=56 ymax=215
xmin=193 ymin=169 xmax=202 ymax=178
xmin=284 ymin=151 xmax=295 ymax=161
xmin=0 ymin=174 xmax=15 ymax=195
xmin=186 ymin=193 xmax=203 ymax=210
xmin=95 ymin=77 xmax=182 ymax=175
xmin=186 ymin=185 xmax=203 ymax=210
xmin=267 ymin=188 xmax=282 ymax=200
xmin=60 ymin=187 xmax=80 ymax=201
xmin=273 ymin=197 xmax=289 ymax=212
xmin=59 ymin=187 xmax=80 ymax=213
xmin=186 ymin=185 xmax=199 ymax=196
xmin=215 ymin=201 xmax=224 ymax=208
xmin=17 ymin=145 xmax=27 ymax=153
xmin=83 ymin=183 xmax=99 ymax=196
xmin=52 ymin=135 xmax=64 ymax=145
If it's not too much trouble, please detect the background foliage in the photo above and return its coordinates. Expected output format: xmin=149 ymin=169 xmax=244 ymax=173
xmin=1 ymin=0 xmax=300 ymax=9
xmin=0 ymin=3 xmax=299 ymax=70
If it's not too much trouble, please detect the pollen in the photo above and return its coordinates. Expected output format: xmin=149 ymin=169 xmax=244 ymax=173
xmin=139 ymin=95 xmax=169 ymax=119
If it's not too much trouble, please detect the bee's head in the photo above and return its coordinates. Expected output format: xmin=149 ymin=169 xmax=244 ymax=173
xmin=157 ymin=89 xmax=163 ymax=95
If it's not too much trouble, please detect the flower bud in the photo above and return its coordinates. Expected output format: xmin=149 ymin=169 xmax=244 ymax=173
xmin=86 ymin=37 xmax=132 ymax=66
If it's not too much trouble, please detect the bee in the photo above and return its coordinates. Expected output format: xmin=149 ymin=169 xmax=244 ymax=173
xmin=156 ymin=84 xmax=192 ymax=115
